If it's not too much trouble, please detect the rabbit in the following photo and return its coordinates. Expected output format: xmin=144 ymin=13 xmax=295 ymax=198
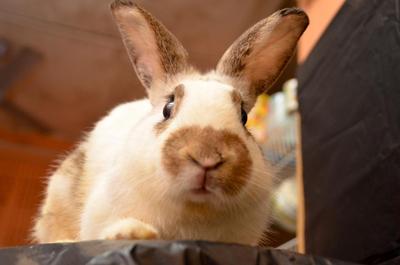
xmin=32 ymin=0 xmax=308 ymax=245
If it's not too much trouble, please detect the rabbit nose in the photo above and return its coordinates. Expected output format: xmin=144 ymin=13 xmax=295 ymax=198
xmin=188 ymin=153 xmax=224 ymax=170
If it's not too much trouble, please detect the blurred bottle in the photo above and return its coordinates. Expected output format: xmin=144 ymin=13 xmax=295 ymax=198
xmin=248 ymin=78 xmax=299 ymax=233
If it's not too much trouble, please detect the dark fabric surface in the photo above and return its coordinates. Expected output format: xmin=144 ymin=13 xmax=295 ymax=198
xmin=297 ymin=0 xmax=400 ymax=263
xmin=0 ymin=240 xmax=358 ymax=265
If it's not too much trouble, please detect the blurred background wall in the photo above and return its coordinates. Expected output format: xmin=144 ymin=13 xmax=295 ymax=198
xmin=0 ymin=0 xmax=295 ymax=138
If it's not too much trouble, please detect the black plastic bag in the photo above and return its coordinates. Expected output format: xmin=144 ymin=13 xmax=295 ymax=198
xmin=0 ymin=240 xmax=357 ymax=265
xmin=298 ymin=0 xmax=400 ymax=263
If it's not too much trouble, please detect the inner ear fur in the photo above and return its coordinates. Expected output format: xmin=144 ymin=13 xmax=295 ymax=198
xmin=217 ymin=8 xmax=309 ymax=112
xmin=111 ymin=0 xmax=189 ymax=104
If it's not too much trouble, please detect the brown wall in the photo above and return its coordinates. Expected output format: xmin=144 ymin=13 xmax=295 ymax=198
xmin=0 ymin=0 xmax=286 ymax=138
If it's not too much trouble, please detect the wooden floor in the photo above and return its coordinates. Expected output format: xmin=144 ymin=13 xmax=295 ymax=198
xmin=0 ymin=129 xmax=71 ymax=247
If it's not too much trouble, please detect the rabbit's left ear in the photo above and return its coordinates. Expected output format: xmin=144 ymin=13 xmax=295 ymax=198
xmin=111 ymin=1 xmax=189 ymax=105
xmin=216 ymin=8 xmax=308 ymax=112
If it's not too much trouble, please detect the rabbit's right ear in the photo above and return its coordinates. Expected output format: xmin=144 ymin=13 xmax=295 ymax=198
xmin=111 ymin=1 xmax=189 ymax=105
xmin=216 ymin=8 xmax=308 ymax=112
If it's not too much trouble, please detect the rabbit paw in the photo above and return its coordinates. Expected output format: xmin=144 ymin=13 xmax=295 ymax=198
xmin=100 ymin=218 xmax=159 ymax=240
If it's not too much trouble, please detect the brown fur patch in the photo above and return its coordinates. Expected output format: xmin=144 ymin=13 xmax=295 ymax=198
xmin=230 ymin=90 xmax=242 ymax=105
xmin=110 ymin=0 xmax=134 ymax=10
xmin=111 ymin=1 xmax=189 ymax=91
xmin=55 ymin=146 xmax=88 ymax=206
xmin=162 ymin=126 xmax=252 ymax=196
xmin=230 ymin=90 xmax=256 ymax=139
xmin=154 ymin=119 xmax=170 ymax=135
xmin=217 ymin=9 xmax=308 ymax=104
xmin=135 ymin=6 xmax=188 ymax=77
xmin=33 ymin=145 xmax=88 ymax=242
xmin=279 ymin=7 xmax=307 ymax=17
xmin=218 ymin=21 xmax=263 ymax=78
xmin=154 ymin=84 xmax=185 ymax=135
xmin=56 ymin=146 xmax=87 ymax=205
xmin=57 ymin=147 xmax=85 ymax=178
xmin=218 ymin=17 xmax=281 ymax=98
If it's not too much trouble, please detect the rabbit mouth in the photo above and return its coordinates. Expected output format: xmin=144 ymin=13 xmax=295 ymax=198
xmin=191 ymin=187 xmax=211 ymax=195
xmin=186 ymin=185 xmax=214 ymax=203
xmin=183 ymin=168 xmax=216 ymax=200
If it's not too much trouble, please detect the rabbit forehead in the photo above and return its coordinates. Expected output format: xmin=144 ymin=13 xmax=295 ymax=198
xmin=180 ymin=78 xmax=236 ymax=110
xmin=175 ymin=79 xmax=242 ymax=130
xmin=181 ymin=78 xmax=234 ymax=93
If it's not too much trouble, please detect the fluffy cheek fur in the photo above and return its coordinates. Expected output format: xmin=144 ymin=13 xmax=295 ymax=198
xmin=246 ymin=138 xmax=273 ymax=198
xmin=116 ymin=110 xmax=170 ymax=203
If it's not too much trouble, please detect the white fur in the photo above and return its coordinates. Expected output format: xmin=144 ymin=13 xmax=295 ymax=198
xmin=33 ymin=4 xmax=307 ymax=245
xmin=76 ymin=75 xmax=272 ymax=244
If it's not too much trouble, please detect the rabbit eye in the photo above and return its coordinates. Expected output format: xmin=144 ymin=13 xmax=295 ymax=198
xmin=163 ymin=95 xmax=175 ymax=119
xmin=241 ymin=107 xmax=247 ymax=125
